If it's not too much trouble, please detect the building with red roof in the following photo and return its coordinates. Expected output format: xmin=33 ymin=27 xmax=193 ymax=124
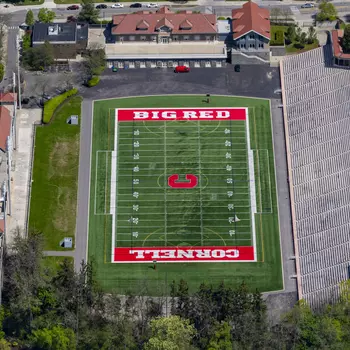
xmin=331 ymin=29 xmax=350 ymax=68
xmin=231 ymin=2 xmax=270 ymax=56
xmin=107 ymin=6 xmax=227 ymax=69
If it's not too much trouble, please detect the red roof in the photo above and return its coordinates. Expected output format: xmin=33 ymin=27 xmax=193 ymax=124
xmin=0 ymin=106 xmax=11 ymax=151
xmin=112 ymin=7 xmax=217 ymax=35
xmin=0 ymin=219 xmax=4 ymax=234
xmin=331 ymin=29 xmax=350 ymax=59
xmin=231 ymin=1 xmax=270 ymax=40
xmin=0 ymin=92 xmax=17 ymax=103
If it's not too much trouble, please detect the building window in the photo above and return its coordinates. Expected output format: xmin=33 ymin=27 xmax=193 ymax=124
xmin=183 ymin=35 xmax=189 ymax=40
xmin=140 ymin=36 xmax=146 ymax=41
xmin=119 ymin=36 xmax=124 ymax=42
xmin=151 ymin=36 xmax=156 ymax=41
xmin=250 ymin=34 xmax=254 ymax=39
xmin=129 ymin=36 xmax=135 ymax=41
xmin=173 ymin=36 xmax=178 ymax=41
xmin=194 ymin=35 xmax=200 ymax=40
xmin=206 ymin=36 xmax=212 ymax=41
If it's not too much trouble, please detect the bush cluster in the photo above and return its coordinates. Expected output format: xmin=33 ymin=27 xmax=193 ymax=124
xmin=43 ymin=88 xmax=78 ymax=124
xmin=87 ymin=76 xmax=100 ymax=87
xmin=0 ymin=64 xmax=4 ymax=82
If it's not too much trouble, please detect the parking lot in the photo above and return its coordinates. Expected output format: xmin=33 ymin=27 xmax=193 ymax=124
xmin=81 ymin=65 xmax=281 ymax=100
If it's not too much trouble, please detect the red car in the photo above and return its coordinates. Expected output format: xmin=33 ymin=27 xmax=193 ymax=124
xmin=175 ymin=65 xmax=190 ymax=73
xmin=67 ymin=5 xmax=79 ymax=10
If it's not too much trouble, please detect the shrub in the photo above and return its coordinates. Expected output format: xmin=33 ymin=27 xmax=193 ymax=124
xmin=294 ymin=43 xmax=305 ymax=49
xmin=43 ymin=88 xmax=78 ymax=124
xmin=22 ymin=33 xmax=31 ymax=51
xmin=87 ymin=76 xmax=100 ymax=87
xmin=271 ymin=30 xmax=285 ymax=46
xmin=217 ymin=16 xmax=226 ymax=20
xmin=0 ymin=64 xmax=4 ymax=82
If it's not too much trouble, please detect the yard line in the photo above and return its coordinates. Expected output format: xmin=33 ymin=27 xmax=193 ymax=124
xmin=164 ymin=120 xmax=168 ymax=247
xmin=116 ymin=225 xmax=253 ymax=229
xmin=104 ymin=152 xmax=109 ymax=213
xmin=196 ymin=121 xmax=204 ymax=244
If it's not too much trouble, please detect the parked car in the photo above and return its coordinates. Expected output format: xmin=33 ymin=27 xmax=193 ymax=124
xmin=96 ymin=4 xmax=107 ymax=9
xmin=112 ymin=66 xmax=118 ymax=72
xmin=67 ymin=16 xmax=77 ymax=23
xmin=130 ymin=3 xmax=142 ymax=8
xmin=67 ymin=5 xmax=79 ymax=10
xmin=234 ymin=64 xmax=240 ymax=72
xmin=111 ymin=3 xmax=124 ymax=8
xmin=301 ymin=3 xmax=314 ymax=8
xmin=146 ymin=3 xmax=159 ymax=8
xmin=174 ymin=65 xmax=190 ymax=73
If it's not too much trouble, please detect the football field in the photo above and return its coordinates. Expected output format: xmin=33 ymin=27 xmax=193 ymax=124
xmin=88 ymin=96 xmax=282 ymax=294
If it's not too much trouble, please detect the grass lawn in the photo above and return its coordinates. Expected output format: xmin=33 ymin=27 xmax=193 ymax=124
xmin=41 ymin=256 xmax=73 ymax=277
xmin=286 ymin=40 xmax=319 ymax=53
xmin=89 ymin=95 xmax=283 ymax=296
xmin=271 ymin=25 xmax=319 ymax=53
xmin=15 ymin=0 xmax=44 ymax=5
xmin=29 ymin=96 xmax=82 ymax=250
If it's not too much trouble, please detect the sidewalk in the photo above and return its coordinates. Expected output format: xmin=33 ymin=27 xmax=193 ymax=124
xmin=6 ymin=109 xmax=41 ymax=244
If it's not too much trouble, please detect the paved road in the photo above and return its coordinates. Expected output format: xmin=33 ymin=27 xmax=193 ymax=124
xmin=76 ymin=66 xmax=296 ymax=293
xmin=2 ymin=2 xmax=350 ymax=27
xmin=0 ymin=27 xmax=18 ymax=91
xmin=74 ymin=99 xmax=93 ymax=271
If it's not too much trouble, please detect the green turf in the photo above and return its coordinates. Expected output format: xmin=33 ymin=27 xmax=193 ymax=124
xmin=29 ymin=96 xmax=82 ymax=250
xmin=88 ymin=95 xmax=282 ymax=295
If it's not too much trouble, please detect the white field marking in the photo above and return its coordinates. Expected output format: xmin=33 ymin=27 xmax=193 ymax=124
xmin=117 ymin=174 xmax=249 ymax=177
xmin=111 ymin=109 xmax=119 ymax=260
xmin=115 ymin=225 xmax=253 ymax=229
xmin=117 ymin=143 xmax=247 ymax=147
xmin=116 ymin=238 xmax=252 ymax=242
xmin=105 ymin=152 xmax=109 ymax=213
xmin=245 ymin=108 xmax=257 ymax=262
xmin=94 ymin=150 xmax=112 ymax=215
xmin=116 ymin=197 xmax=251 ymax=201
xmin=163 ymin=120 xmax=168 ymax=246
xmin=256 ymin=150 xmax=262 ymax=213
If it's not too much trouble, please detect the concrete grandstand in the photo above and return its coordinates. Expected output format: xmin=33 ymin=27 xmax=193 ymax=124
xmin=280 ymin=45 xmax=350 ymax=308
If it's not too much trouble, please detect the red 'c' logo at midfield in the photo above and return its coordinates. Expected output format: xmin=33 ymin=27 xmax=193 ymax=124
xmin=168 ymin=174 xmax=198 ymax=189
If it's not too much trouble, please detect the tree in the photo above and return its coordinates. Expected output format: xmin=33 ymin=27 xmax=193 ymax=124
xmin=316 ymin=1 xmax=338 ymax=22
xmin=295 ymin=26 xmax=302 ymax=42
xmin=285 ymin=26 xmax=296 ymax=44
xmin=22 ymin=41 xmax=54 ymax=71
xmin=83 ymin=45 xmax=106 ymax=80
xmin=37 ymin=8 xmax=56 ymax=23
xmin=300 ymin=32 xmax=307 ymax=45
xmin=78 ymin=0 xmax=100 ymax=24
xmin=342 ymin=24 xmax=350 ymax=53
xmin=25 ymin=10 xmax=35 ymax=26
xmin=207 ymin=322 xmax=232 ymax=350
xmin=307 ymin=26 xmax=317 ymax=44
xmin=30 ymin=326 xmax=76 ymax=350
xmin=270 ymin=8 xmax=282 ymax=24
xmin=144 ymin=316 xmax=196 ymax=350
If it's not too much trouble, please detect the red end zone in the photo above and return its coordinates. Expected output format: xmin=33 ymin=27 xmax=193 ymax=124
xmin=116 ymin=108 xmax=246 ymax=122
xmin=113 ymin=246 xmax=255 ymax=263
